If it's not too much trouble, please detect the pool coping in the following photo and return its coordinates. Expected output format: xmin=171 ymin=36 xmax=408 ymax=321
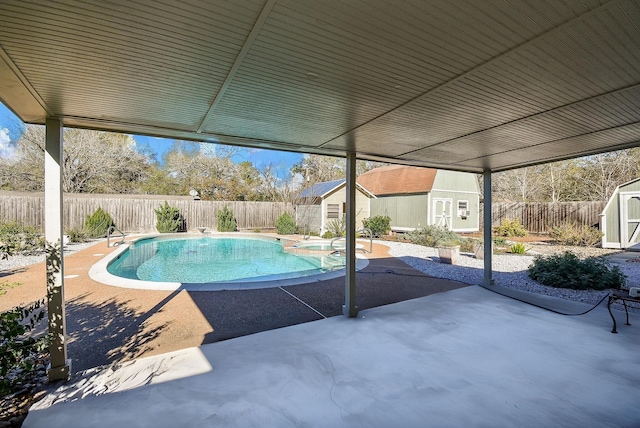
xmin=88 ymin=233 xmax=369 ymax=291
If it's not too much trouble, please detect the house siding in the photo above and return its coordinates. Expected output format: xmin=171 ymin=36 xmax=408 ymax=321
xmin=370 ymin=194 xmax=428 ymax=230
xmin=323 ymin=187 xmax=370 ymax=231
xmin=430 ymin=189 xmax=480 ymax=232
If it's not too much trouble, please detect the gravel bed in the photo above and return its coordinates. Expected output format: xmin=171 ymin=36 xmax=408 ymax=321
xmin=0 ymin=240 xmax=102 ymax=272
xmin=383 ymin=240 xmax=640 ymax=308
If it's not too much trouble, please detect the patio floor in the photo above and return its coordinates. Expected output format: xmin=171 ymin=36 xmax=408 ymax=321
xmin=24 ymin=285 xmax=640 ymax=428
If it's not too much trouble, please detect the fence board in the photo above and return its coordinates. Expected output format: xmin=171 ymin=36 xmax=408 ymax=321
xmin=480 ymin=201 xmax=606 ymax=233
xmin=0 ymin=192 xmax=294 ymax=232
xmin=0 ymin=192 xmax=606 ymax=234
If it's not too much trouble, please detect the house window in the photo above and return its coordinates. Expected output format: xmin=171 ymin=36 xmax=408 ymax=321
xmin=327 ymin=204 xmax=340 ymax=219
xmin=458 ymin=201 xmax=469 ymax=219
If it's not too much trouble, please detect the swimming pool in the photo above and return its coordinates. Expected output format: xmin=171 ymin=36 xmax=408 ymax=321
xmin=90 ymin=234 xmax=368 ymax=290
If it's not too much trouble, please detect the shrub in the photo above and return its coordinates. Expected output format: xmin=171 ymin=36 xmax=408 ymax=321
xmin=327 ymin=216 xmax=346 ymax=237
xmin=362 ymin=215 xmax=391 ymax=238
xmin=217 ymin=206 xmax=237 ymax=232
xmin=65 ymin=226 xmax=88 ymax=243
xmin=550 ymin=222 xmax=602 ymax=247
xmin=509 ymin=242 xmax=527 ymax=254
xmin=492 ymin=236 xmax=508 ymax=246
xmin=321 ymin=230 xmax=335 ymax=239
xmin=408 ymin=225 xmax=460 ymax=247
xmin=0 ymin=300 xmax=49 ymax=396
xmin=528 ymin=251 xmax=626 ymax=290
xmin=84 ymin=207 xmax=115 ymax=238
xmin=459 ymin=238 xmax=479 ymax=253
xmin=494 ymin=218 xmax=527 ymax=237
xmin=275 ymin=212 xmax=296 ymax=235
xmin=155 ymin=201 xmax=182 ymax=233
xmin=0 ymin=220 xmax=45 ymax=255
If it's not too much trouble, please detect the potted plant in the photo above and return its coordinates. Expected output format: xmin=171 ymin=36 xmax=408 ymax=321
xmin=436 ymin=236 xmax=461 ymax=265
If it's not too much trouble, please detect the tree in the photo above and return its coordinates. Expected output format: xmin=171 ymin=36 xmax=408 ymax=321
xmin=161 ymin=141 xmax=264 ymax=201
xmin=0 ymin=125 xmax=152 ymax=193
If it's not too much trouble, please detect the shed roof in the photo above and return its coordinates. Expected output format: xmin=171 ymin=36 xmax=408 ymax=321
xmin=299 ymin=179 xmax=345 ymax=198
xmin=357 ymin=165 xmax=437 ymax=196
xmin=299 ymin=179 xmax=374 ymax=199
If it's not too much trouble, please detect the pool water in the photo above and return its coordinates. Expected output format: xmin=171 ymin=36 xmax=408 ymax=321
xmin=107 ymin=236 xmax=345 ymax=283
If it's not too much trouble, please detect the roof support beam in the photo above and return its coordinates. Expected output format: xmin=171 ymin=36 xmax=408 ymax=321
xmin=44 ymin=117 xmax=71 ymax=381
xmin=343 ymin=152 xmax=358 ymax=317
xmin=483 ymin=170 xmax=494 ymax=286
xmin=196 ymin=0 xmax=277 ymax=134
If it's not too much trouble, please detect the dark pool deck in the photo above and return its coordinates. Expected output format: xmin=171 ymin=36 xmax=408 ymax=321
xmin=25 ymin=285 xmax=640 ymax=428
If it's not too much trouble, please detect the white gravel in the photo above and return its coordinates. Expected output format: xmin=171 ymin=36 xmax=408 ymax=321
xmin=0 ymin=240 xmax=102 ymax=272
xmin=383 ymin=240 xmax=640 ymax=307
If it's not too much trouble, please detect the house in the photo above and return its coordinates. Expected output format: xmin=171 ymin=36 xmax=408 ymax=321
xmin=296 ymin=179 xmax=374 ymax=235
xmin=600 ymin=177 xmax=640 ymax=250
xmin=357 ymin=165 xmax=480 ymax=233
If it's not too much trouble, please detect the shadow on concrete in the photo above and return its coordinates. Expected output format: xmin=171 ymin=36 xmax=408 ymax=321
xmin=65 ymin=291 xmax=178 ymax=372
xmin=188 ymin=256 xmax=469 ymax=347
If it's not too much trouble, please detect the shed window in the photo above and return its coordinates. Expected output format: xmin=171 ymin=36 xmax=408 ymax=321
xmin=458 ymin=201 xmax=469 ymax=218
xmin=327 ymin=204 xmax=340 ymax=219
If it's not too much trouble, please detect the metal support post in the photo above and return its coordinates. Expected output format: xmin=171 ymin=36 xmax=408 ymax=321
xmin=343 ymin=152 xmax=358 ymax=317
xmin=483 ymin=170 xmax=495 ymax=286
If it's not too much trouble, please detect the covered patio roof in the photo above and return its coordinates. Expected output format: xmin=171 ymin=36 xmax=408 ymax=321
xmin=2 ymin=0 xmax=640 ymax=172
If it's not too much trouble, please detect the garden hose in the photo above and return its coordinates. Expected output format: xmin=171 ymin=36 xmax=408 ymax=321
xmin=360 ymin=269 xmax=611 ymax=316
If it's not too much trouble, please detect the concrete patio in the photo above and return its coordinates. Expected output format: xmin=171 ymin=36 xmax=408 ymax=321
xmin=24 ymin=285 xmax=640 ymax=428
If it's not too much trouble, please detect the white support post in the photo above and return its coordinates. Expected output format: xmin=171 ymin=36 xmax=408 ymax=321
xmin=45 ymin=118 xmax=70 ymax=380
xmin=343 ymin=152 xmax=358 ymax=317
xmin=483 ymin=170 xmax=495 ymax=286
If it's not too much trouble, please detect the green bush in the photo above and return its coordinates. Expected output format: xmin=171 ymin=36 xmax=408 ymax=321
xmin=509 ymin=242 xmax=527 ymax=254
xmin=217 ymin=206 xmax=237 ymax=232
xmin=275 ymin=212 xmax=296 ymax=235
xmin=84 ymin=207 xmax=115 ymax=238
xmin=321 ymin=230 xmax=335 ymax=239
xmin=459 ymin=238 xmax=479 ymax=253
xmin=65 ymin=226 xmax=88 ymax=243
xmin=0 ymin=300 xmax=49 ymax=395
xmin=550 ymin=222 xmax=602 ymax=247
xmin=362 ymin=215 xmax=391 ymax=238
xmin=494 ymin=218 xmax=528 ymax=237
xmin=408 ymin=225 xmax=460 ymax=247
xmin=492 ymin=236 xmax=508 ymax=246
xmin=327 ymin=216 xmax=346 ymax=237
xmin=528 ymin=251 xmax=626 ymax=290
xmin=0 ymin=220 xmax=45 ymax=255
xmin=155 ymin=201 xmax=182 ymax=233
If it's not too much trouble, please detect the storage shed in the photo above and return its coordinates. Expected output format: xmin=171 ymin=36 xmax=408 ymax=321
xmin=357 ymin=165 xmax=480 ymax=233
xmin=600 ymin=177 xmax=640 ymax=250
xmin=296 ymin=179 xmax=374 ymax=235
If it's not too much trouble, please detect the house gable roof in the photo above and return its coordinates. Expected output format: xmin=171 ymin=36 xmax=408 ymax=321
xmin=357 ymin=165 xmax=437 ymax=196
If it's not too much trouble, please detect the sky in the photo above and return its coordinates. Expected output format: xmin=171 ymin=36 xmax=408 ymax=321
xmin=0 ymin=102 xmax=304 ymax=173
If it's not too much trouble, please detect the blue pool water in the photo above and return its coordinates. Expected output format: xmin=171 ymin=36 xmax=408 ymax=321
xmin=107 ymin=236 xmax=345 ymax=283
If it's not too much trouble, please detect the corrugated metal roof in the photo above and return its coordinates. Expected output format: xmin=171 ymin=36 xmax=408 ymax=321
xmin=357 ymin=166 xmax=437 ymax=196
xmin=298 ymin=179 xmax=345 ymax=198
xmin=2 ymin=0 xmax=640 ymax=173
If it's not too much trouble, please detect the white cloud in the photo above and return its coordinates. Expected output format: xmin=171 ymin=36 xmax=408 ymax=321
xmin=0 ymin=127 xmax=15 ymax=158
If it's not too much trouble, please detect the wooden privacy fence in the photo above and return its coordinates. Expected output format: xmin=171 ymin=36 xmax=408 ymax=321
xmin=0 ymin=192 xmax=606 ymax=234
xmin=481 ymin=201 xmax=607 ymax=233
xmin=0 ymin=192 xmax=294 ymax=233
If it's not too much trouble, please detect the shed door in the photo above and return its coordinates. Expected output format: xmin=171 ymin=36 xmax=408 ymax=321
xmin=619 ymin=193 xmax=640 ymax=250
xmin=433 ymin=198 xmax=453 ymax=230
